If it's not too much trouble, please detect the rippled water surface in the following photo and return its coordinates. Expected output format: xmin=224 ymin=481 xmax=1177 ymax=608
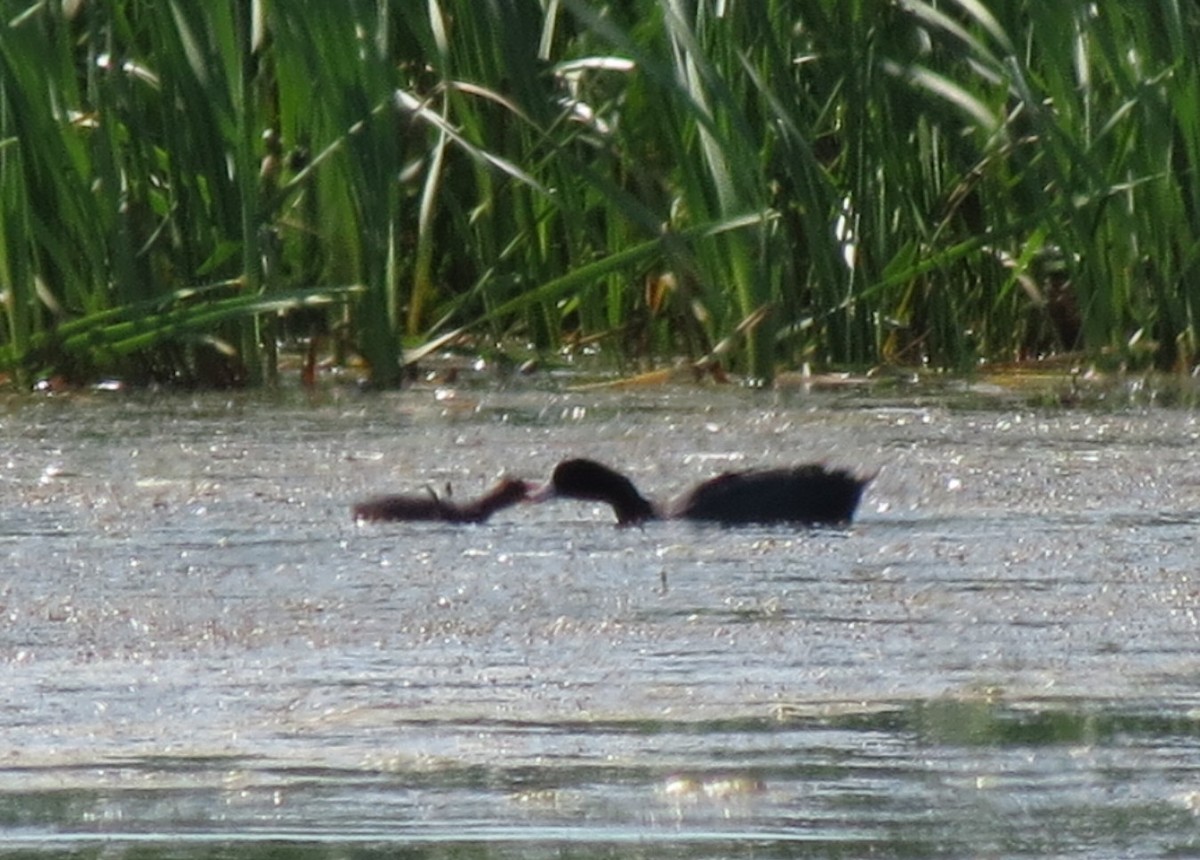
xmin=2 ymin=383 xmax=1199 ymax=858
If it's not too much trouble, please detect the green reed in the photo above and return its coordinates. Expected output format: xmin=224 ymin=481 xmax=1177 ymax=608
xmin=1 ymin=0 xmax=1197 ymax=387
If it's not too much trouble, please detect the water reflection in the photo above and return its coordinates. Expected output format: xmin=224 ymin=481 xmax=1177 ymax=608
xmin=1 ymin=387 xmax=1199 ymax=857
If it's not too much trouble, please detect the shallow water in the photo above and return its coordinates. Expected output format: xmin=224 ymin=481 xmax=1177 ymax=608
xmin=2 ymin=384 xmax=1199 ymax=858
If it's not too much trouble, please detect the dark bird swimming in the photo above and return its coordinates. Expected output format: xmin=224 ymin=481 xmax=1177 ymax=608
xmin=353 ymin=477 xmax=530 ymax=523
xmin=530 ymin=458 xmax=869 ymax=526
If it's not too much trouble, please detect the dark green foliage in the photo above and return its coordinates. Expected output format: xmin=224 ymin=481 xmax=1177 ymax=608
xmin=2 ymin=0 xmax=1198 ymax=387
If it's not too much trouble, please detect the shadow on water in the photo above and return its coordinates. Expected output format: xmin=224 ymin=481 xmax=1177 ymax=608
xmin=2 ymin=386 xmax=1200 ymax=857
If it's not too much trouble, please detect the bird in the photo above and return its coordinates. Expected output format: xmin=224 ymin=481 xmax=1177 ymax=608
xmin=529 ymin=458 xmax=869 ymax=526
xmin=353 ymin=477 xmax=530 ymax=523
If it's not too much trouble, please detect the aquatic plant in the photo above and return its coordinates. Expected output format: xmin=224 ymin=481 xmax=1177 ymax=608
xmin=1 ymin=1 xmax=1197 ymax=387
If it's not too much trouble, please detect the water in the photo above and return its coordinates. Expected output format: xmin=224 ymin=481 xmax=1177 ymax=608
xmin=2 ymin=383 xmax=1199 ymax=857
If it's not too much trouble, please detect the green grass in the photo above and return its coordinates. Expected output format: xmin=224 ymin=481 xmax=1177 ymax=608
xmin=2 ymin=0 xmax=1198 ymax=387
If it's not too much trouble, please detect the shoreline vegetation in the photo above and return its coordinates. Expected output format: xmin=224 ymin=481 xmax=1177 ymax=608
xmin=2 ymin=2 xmax=1198 ymax=390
